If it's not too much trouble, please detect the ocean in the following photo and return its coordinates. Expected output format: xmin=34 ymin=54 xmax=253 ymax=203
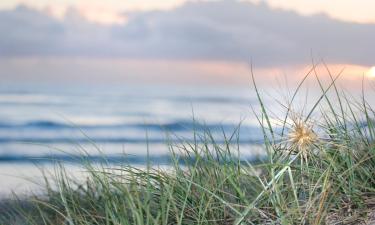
xmin=0 ymin=83 xmax=268 ymax=194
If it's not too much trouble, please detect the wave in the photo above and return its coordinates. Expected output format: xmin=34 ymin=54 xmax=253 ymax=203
xmin=0 ymin=153 xmax=263 ymax=165
xmin=0 ymin=120 xmax=257 ymax=132
xmin=0 ymin=136 xmax=262 ymax=144
xmin=0 ymin=120 xmax=265 ymax=145
xmin=0 ymin=154 xmax=173 ymax=164
xmin=0 ymin=121 xmax=67 ymax=129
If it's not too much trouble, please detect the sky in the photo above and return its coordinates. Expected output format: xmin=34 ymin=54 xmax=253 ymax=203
xmin=1 ymin=0 xmax=375 ymax=23
xmin=0 ymin=0 xmax=374 ymax=86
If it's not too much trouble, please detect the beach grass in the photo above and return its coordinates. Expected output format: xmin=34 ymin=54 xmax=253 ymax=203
xmin=1 ymin=65 xmax=375 ymax=224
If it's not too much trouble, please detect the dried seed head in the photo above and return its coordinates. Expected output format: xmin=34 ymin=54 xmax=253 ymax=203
xmin=288 ymin=119 xmax=317 ymax=152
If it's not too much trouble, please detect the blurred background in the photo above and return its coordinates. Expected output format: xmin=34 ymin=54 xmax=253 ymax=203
xmin=0 ymin=0 xmax=374 ymax=194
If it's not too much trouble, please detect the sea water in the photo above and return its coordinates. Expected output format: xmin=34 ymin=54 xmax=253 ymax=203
xmin=0 ymin=83 xmax=268 ymax=194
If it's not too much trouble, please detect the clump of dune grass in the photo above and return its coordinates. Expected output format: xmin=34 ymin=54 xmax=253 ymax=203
xmin=1 ymin=64 xmax=375 ymax=225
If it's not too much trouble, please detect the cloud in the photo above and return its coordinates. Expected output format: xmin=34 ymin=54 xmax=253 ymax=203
xmin=0 ymin=1 xmax=374 ymax=66
xmin=0 ymin=5 xmax=64 ymax=55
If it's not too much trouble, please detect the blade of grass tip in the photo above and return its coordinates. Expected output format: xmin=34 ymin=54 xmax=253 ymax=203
xmin=250 ymin=106 xmax=275 ymax=161
xmin=249 ymin=63 xmax=275 ymax=142
xmin=58 ymin=113 xmax=104 ymax=155
xmin=281 ymin=64 xmax=317 ymax=136
xmin=342 ymin=93 xmax=368 ymax=144
xmin=313 ymin=61 xmax=348 ymax=146
xmin=305 ymin=69 xmax=343 ymax=122
xmin=312 ymin=59 xmax=339 ymax=123
xmin=144 ymin=121 xmax=153 ymax=225
xmin=362 ymin=75 xmax=375 ymax=141
xmin=189 ymin=103 xmax=199 ymax=161
xmin=323 ymin=61 xmax=347 ymax=131
xmin=220 ymin=126 xmax=232 ymax=159
xmin=232 ymin=121 xmax=242 ymax=175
